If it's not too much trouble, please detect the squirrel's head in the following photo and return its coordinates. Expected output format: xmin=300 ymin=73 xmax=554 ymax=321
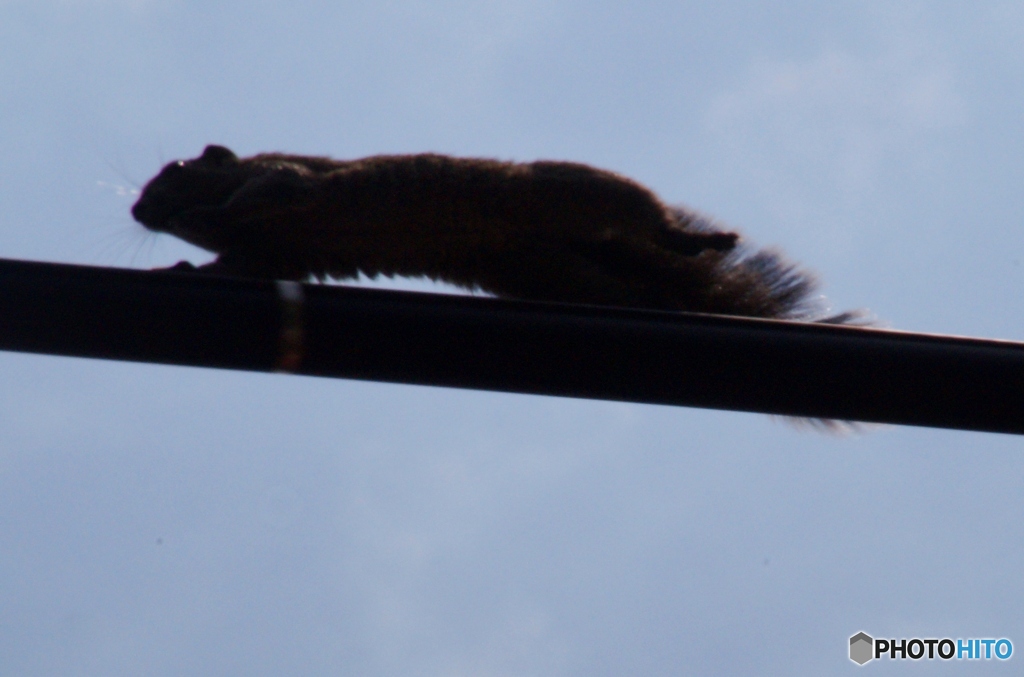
xmin=131 ymin=145 xmax=250 ymax=239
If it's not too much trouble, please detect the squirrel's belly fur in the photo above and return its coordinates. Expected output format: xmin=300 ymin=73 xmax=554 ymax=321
xmin=131 ymin=144 xmax=849 ymax=321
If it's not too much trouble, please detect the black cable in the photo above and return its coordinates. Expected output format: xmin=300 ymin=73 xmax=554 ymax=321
xmin=0 ymin=257 xmax=1020 ymax=434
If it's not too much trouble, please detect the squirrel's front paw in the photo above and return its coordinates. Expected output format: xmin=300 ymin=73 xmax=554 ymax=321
xmin=153 ymin=260 xmax=199 ymax=272
xmin=153 ymin=260 xmax=228 ymax=275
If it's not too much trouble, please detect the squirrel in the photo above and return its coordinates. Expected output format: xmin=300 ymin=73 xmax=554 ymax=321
xmin=131 ymin=144 xmax=854 ymax=322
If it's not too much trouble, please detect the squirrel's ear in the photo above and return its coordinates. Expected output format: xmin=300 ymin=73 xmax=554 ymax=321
xmin=199 ymin=145 xmax=239 ymax=167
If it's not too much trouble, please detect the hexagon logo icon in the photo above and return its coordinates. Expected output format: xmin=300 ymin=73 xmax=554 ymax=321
xmin=850 ymin=632 xmax=874 ymax=665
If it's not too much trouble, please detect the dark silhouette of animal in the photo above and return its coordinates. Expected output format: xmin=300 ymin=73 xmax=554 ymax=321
xmin=132 ymin=144 xmax=853 ymax=321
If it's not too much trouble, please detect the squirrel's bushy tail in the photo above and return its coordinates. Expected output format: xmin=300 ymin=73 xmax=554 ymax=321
xmin=666 ymin=206 xmax=864 ymax=324
xmin=666 ymin=207 xmax=870 ymax=432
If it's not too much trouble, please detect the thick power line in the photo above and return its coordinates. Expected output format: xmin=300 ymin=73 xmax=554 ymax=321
xmin=0 ymin=257 xmax=1020 ymax=434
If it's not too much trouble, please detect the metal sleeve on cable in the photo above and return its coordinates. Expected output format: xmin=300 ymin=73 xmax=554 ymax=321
xmin=275 ymin=280 xmax=305 ymax=373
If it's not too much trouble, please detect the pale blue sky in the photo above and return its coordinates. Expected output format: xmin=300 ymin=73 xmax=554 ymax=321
xmin=2 ymin=2 xmax=1023 ymax=675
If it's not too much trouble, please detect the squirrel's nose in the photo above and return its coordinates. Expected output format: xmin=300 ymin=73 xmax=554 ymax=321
xmin=131 ymin=197 xmax=160 ymax=229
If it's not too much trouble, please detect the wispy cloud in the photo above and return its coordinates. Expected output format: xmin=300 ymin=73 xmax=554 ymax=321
xmin=704 ymin=36 xmax=966 ymax=230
